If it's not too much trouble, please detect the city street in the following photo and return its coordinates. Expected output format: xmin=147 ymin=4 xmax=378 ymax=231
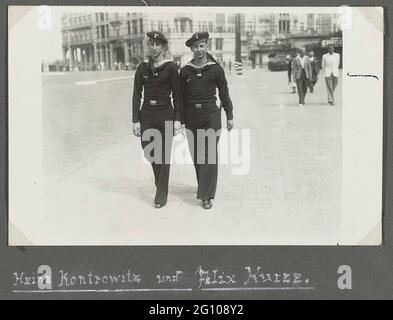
xmin=35 ymin=67 xmax=342 ymax=245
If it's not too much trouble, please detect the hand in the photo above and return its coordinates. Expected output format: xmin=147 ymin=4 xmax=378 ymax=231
xmin=227 ymin=119 xmax=234 ymax=132
xmin=133 ymin=122 xmax=141 ymax=137
xmin=174 ymin=121 xmax=182 ymax=136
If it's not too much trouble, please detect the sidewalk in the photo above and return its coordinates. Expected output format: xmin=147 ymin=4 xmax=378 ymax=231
xmin=22 ymin=68 xmax=343 ymax=245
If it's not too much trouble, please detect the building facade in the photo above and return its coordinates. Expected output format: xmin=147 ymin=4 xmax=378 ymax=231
xmin=61 ymin=12 xmax=341 ymax=71
xmin=62 ymin=12 xmax=146 ymax=70
xmin=249 ymin=13 xmax=342 ymax=67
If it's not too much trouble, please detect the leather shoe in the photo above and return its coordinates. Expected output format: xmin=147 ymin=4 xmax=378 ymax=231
xmin=202 ymin=200 xmax=212 ymax=210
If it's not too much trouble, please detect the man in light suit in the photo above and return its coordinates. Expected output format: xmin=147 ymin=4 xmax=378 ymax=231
xmin=322 ymin=45 xmax=340 ymax=105
xmin=293 ymin=48 xmax=313 ymax=106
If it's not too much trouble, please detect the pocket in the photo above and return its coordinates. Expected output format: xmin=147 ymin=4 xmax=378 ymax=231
xmin=140 ymin=105 xmax=153 ymax=122
xmin=208 ymin=103 xmax=221 ymax=113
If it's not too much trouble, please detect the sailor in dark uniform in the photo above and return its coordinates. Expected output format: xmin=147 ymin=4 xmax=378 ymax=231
xmin=132 ymin=31 xmax=182 ymax=208
xmin=180 ymin=32 xmax=234 ymax=210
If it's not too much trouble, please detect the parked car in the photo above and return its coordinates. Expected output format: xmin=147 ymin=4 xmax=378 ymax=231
xmin=268 ymin=55 xmax=289 ymax=71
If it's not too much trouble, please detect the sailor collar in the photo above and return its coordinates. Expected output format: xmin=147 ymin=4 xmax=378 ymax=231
xmin=186 ymin=60 xmax=216 ymax=69
xmin=144 ymin=59 xmax=172 ymax=68
xmin=185 ymin=58 xmax=216 ymax=78
xmin=143 ymin=59 xmax=172 ymax=77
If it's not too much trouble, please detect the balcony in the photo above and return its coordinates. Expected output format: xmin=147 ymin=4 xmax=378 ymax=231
xmin=63 ymin=35 xmax=94 ymax=46
xmin=62 ymin=24 xmax=93 ymax=32
xmin=109 ymin=13 xmax=123 ymax=24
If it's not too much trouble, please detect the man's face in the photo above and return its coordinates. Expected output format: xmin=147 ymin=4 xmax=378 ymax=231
xmin=299 ymin=49 xmax=306 ymax=57
xmin=149 ymin=40 xmax=164 ymax=58
xmin=191 ymin=41 xmax=208 ymax=60
xmin=308 ymin=51 xmax=314 ymax=58
xmin=328 ymin=46 xmax=335 ymax=54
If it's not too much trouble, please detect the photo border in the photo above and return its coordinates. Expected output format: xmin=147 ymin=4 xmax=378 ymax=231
xmin=0 ymin=0 xmax=391 ymax=300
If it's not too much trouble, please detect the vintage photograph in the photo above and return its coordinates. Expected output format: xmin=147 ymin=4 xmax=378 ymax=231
xmin=8 ymin=6 xmax=383 ymax=245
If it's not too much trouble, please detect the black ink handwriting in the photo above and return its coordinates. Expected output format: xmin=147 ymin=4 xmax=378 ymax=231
xmin=347 ymin=72 xmax=379 ymax=80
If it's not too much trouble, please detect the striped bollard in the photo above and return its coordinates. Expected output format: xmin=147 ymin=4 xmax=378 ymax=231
xmin=234 ymin=61 xmax=243 ymax=75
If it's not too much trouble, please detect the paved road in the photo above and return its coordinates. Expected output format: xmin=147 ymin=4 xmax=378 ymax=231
xmin=32 ymin=68 xmax=342 ymax=245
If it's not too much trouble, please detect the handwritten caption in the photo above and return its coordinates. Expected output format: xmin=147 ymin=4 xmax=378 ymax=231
xmin=12 ymin=265 xmax=311 ymax=292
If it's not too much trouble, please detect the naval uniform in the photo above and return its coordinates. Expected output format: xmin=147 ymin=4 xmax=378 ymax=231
xmin=180 ymin=57 xmax=233 ymax=201
xmin=132 ymin=59 xmax=181 ymax=206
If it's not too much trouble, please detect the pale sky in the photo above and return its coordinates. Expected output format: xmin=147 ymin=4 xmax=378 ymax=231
xmin=40 ymin=7 xmax=63 ymax=62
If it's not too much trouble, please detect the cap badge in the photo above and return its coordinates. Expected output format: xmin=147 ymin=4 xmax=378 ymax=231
xmin=195 ymin=34 xmax=199 ymax=39
xmin=154 ymin=33 xmax=159 ymax=38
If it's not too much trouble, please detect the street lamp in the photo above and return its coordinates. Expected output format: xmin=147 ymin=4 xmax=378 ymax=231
xmin=235 ymin=13 xmax=243 ymax=75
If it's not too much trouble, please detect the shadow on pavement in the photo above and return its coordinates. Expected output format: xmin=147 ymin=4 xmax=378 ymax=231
xmin=86 ymin=176 xmax=200 ymax=207
xmin=169 ymin=183 xmax=200 ymax=207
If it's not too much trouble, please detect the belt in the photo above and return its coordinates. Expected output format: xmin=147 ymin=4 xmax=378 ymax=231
xmin=187 ymin=102 xmax=215 ymax=109
xmin=145 ymin=99 xmax=171 ymax=106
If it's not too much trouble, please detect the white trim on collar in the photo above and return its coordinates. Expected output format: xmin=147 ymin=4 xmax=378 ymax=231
xmin=143 ymin=59 xmax=172 ymax=67
xmin=186 ymin=61 xmax=216 ymax=68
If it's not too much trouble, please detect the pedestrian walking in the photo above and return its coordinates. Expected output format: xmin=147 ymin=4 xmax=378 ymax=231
xmin=293 ymin=48 xmax=313 ymax=106
xmin=287 ymin=53 xmax=297 ymax=94
xmin=180 ymin=32 xmax=234 ymax=210
xmin=307 ymin=50 xmax=320 ymax=93
xmin=322 ymin=45 xmax=340 ymax=105
xmin=132 ymin=31 xmax=182 ymax=208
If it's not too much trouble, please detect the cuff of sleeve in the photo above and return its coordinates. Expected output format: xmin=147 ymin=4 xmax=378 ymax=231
xmin=225 ymin=109 xmax=233 ymax=121
xmin=132 ymin=116 xmax=140 ymax=123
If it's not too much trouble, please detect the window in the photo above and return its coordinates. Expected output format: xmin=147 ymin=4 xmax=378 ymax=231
xmin=216 ymin=13 xmax=225 ymax=25
xmin=158 ymin=21 xmax=163 ymax=32
xmin=132 ymin=20 xmax=138 ymax=34
xmin=128 ymin=21 xmax=131 ymax=35
xmin=100 ymin=13 xmax=104 ymax=21
xmin=208 ymin=22 xmax=213 ymax=32
xmin=180 ymin=20 xmax=187 ymax=33
xmin=279 ymin=19 xmax=290 ymax=33
xmin=106 ymin=24 xmax=109 ymax=38
xmin=215 ymin=38 xmax=223 ymax=50
xmin=96 ymin=26 xmax=100 ymax=38
xmin=139 ymin=18 xmax=143 ymax=33
xmin=100 ymin=25 xmax=105 ymax=38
